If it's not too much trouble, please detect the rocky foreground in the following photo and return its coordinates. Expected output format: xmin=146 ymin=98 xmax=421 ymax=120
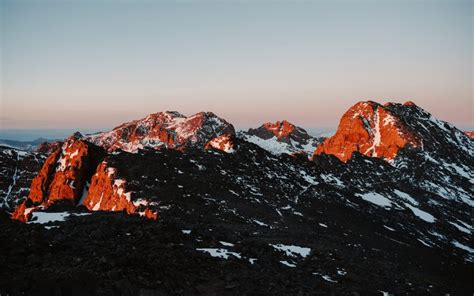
xmin=0 ymin=204 xmax=472 ymax=296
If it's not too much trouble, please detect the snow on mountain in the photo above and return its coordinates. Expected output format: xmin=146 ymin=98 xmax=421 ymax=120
xmin=86 ymin=111 xmax=235 ymax=153
xmin=1 ymin=102 xmax=473 ymax=294
xmin=0 ymin=146 xmax=45 ymax=210
xmin=239 ymin=120 xmax=323 ymax=157
xmin=314 ymin=101 xmax=473 ymax=162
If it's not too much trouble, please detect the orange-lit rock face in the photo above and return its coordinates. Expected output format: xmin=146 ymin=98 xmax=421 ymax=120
xmin=314 ymin=101 xmax=421 ymax=162
xmin=205 ymin=134 xmax=235 ymax=153
xmin=87 ymin=111 xmax=235 ymax=153
xmin=12 ymin=135 xmax=105 ymax=222
xmin=263 ymin=120 xmax=296 ymax=139
xmin=83 ymin=161 xmax=158 ymax=220
xmin=11 ymin=202 xmax=31 ymax=223
xmin=22 ymin=136 xmax=94 ymax=206
xmin=465 ymin=131 xmax=474 ymax=138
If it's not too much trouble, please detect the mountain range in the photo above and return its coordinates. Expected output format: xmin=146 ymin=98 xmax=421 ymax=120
xmin=0 ymin=100 xmax=472 ymax=295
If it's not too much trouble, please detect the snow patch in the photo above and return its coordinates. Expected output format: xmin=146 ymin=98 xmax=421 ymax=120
xmin=196 ymin=248 xmax=241 ymax=260
xmin=404 ymin=203 xmax=435 ymax=223
xmin=280 ymin=260 xmax=297 ymax=268
xmin=356 ymin=192 xmax=392 ymax=208
xmin=270 ymin=244 xmax=311 ymax=258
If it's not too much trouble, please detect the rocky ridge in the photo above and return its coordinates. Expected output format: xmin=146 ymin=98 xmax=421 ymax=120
xmin=0 ymin=102 xmax=472 ymax=295
xmin=86 ymin=111 xmax=236 ymax=153
xmin=239 ymin=120 xmax=323 ymax=157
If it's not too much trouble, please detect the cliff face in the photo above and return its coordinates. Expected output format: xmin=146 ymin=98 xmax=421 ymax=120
xmin=83 ymin=161 xmax=158 ymax=220
xmin=12 ymin=140 xmax=158 ymax=222
xmin=12 ymin=134 xmax=106 ymax=222
xmin=314 ymin=101 xmax=422 ymax=162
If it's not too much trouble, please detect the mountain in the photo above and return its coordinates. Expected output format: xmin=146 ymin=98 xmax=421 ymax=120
xmin=1 ymin=104 xmax=473 ymax=295
xmin=465 ymin=131 xmax=474 ymax=138
xmin=0 ymin=137 xmax=58 ymax=151
xmin=239 ymin=120 xmax=323 ymax=157
xmin=86 ymin=111 xmax=236 ymax=153
xmin=314 ymin=101 xmax=472 ymax=163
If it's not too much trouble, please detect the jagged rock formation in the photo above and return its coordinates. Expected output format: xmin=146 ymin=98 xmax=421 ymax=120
xmin=86 ymin=111 xmax=236 ymax=153
xmin=11 ymin=134 xmax=106 ymax=222
xmin=84 ymin=161 xmax=158 ymax=219
xmin=239 ymin=120 xmax=323 ymax=157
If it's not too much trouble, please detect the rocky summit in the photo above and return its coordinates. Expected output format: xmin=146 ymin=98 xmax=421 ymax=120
xmin=239 ymin=120 xmax=323 ymax=157
xmin=0 ymin=102 xmax=473 ymax=296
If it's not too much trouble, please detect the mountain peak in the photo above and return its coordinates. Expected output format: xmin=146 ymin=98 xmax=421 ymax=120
xmin=314 ymin=100 xmax=473 ymax=162
xmin=314 ymin=101 xmax=422 ymax=162
xmin=403 ymin=100 xmax=417 ymax=107
xmin=240 ymin=120 xmax=323 ymax=157
xmin=262 ymin=120 xmax=296 ymax=139
xmin=86 ymin=111 xmax=235 ymax=153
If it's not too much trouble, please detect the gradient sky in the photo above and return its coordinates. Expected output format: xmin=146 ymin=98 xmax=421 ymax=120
xmin=1 ymin=0 xmax=473 ymax=134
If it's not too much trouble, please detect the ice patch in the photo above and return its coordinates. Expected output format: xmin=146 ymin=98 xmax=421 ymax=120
xmin=270 ymin=244 xmax=311 ymax=258
xmin=313 ymin=272 xmax=337 ymax=283
xmin=365 ymin=108 xmax=381 ymax=157
xmin=452 ymin=241 xmax=474 ymax=254
xmin=28 ymin=212 xmax=90 ymax=225
xmin=356 ymin=192 xmax=392 ymax=208
xmin=449 ymin=221 xmax=471 ymax=234
xmin=219 ymin=241 xmax=235 ymax=247
xmin=244 ymin=135 xmax=293 ymax=156
xmin=252 ymin=219 xmax=268 ymax=227
xmin=404 ymin=203 xmax=435 ymax=223
xmin=196 ymin=248 xmax=241 ymax=259
xmin=393 ymin=190 xmax=418 ymax=206
xmin=248 ymin=258 xmax=258 ymax=264
xmin=280 ymin=260 xmax=296 ymax=267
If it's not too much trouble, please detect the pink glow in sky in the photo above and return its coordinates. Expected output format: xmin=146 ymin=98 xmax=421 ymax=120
xmin=1 ymin=1 xmax=472 ymax=132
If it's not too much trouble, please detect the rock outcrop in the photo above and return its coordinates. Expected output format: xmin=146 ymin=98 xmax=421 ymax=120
xmin=12 ymin=134 xmax=105 ymax=222
xmin=86 ymin=111 xmax=235 ymax=153
xmin=83 ymin=161 xmax=158 ymax=220
xmin=314 ymin=101 xmax=422 ymax=162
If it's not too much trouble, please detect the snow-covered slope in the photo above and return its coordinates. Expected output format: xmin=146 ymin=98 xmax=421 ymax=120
xmin=239 ymin=120 xmax=323 ymax=157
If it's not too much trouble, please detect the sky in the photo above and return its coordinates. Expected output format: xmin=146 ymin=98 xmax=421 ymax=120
xmin=1 ymin=0 xmax=473 ymax=139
